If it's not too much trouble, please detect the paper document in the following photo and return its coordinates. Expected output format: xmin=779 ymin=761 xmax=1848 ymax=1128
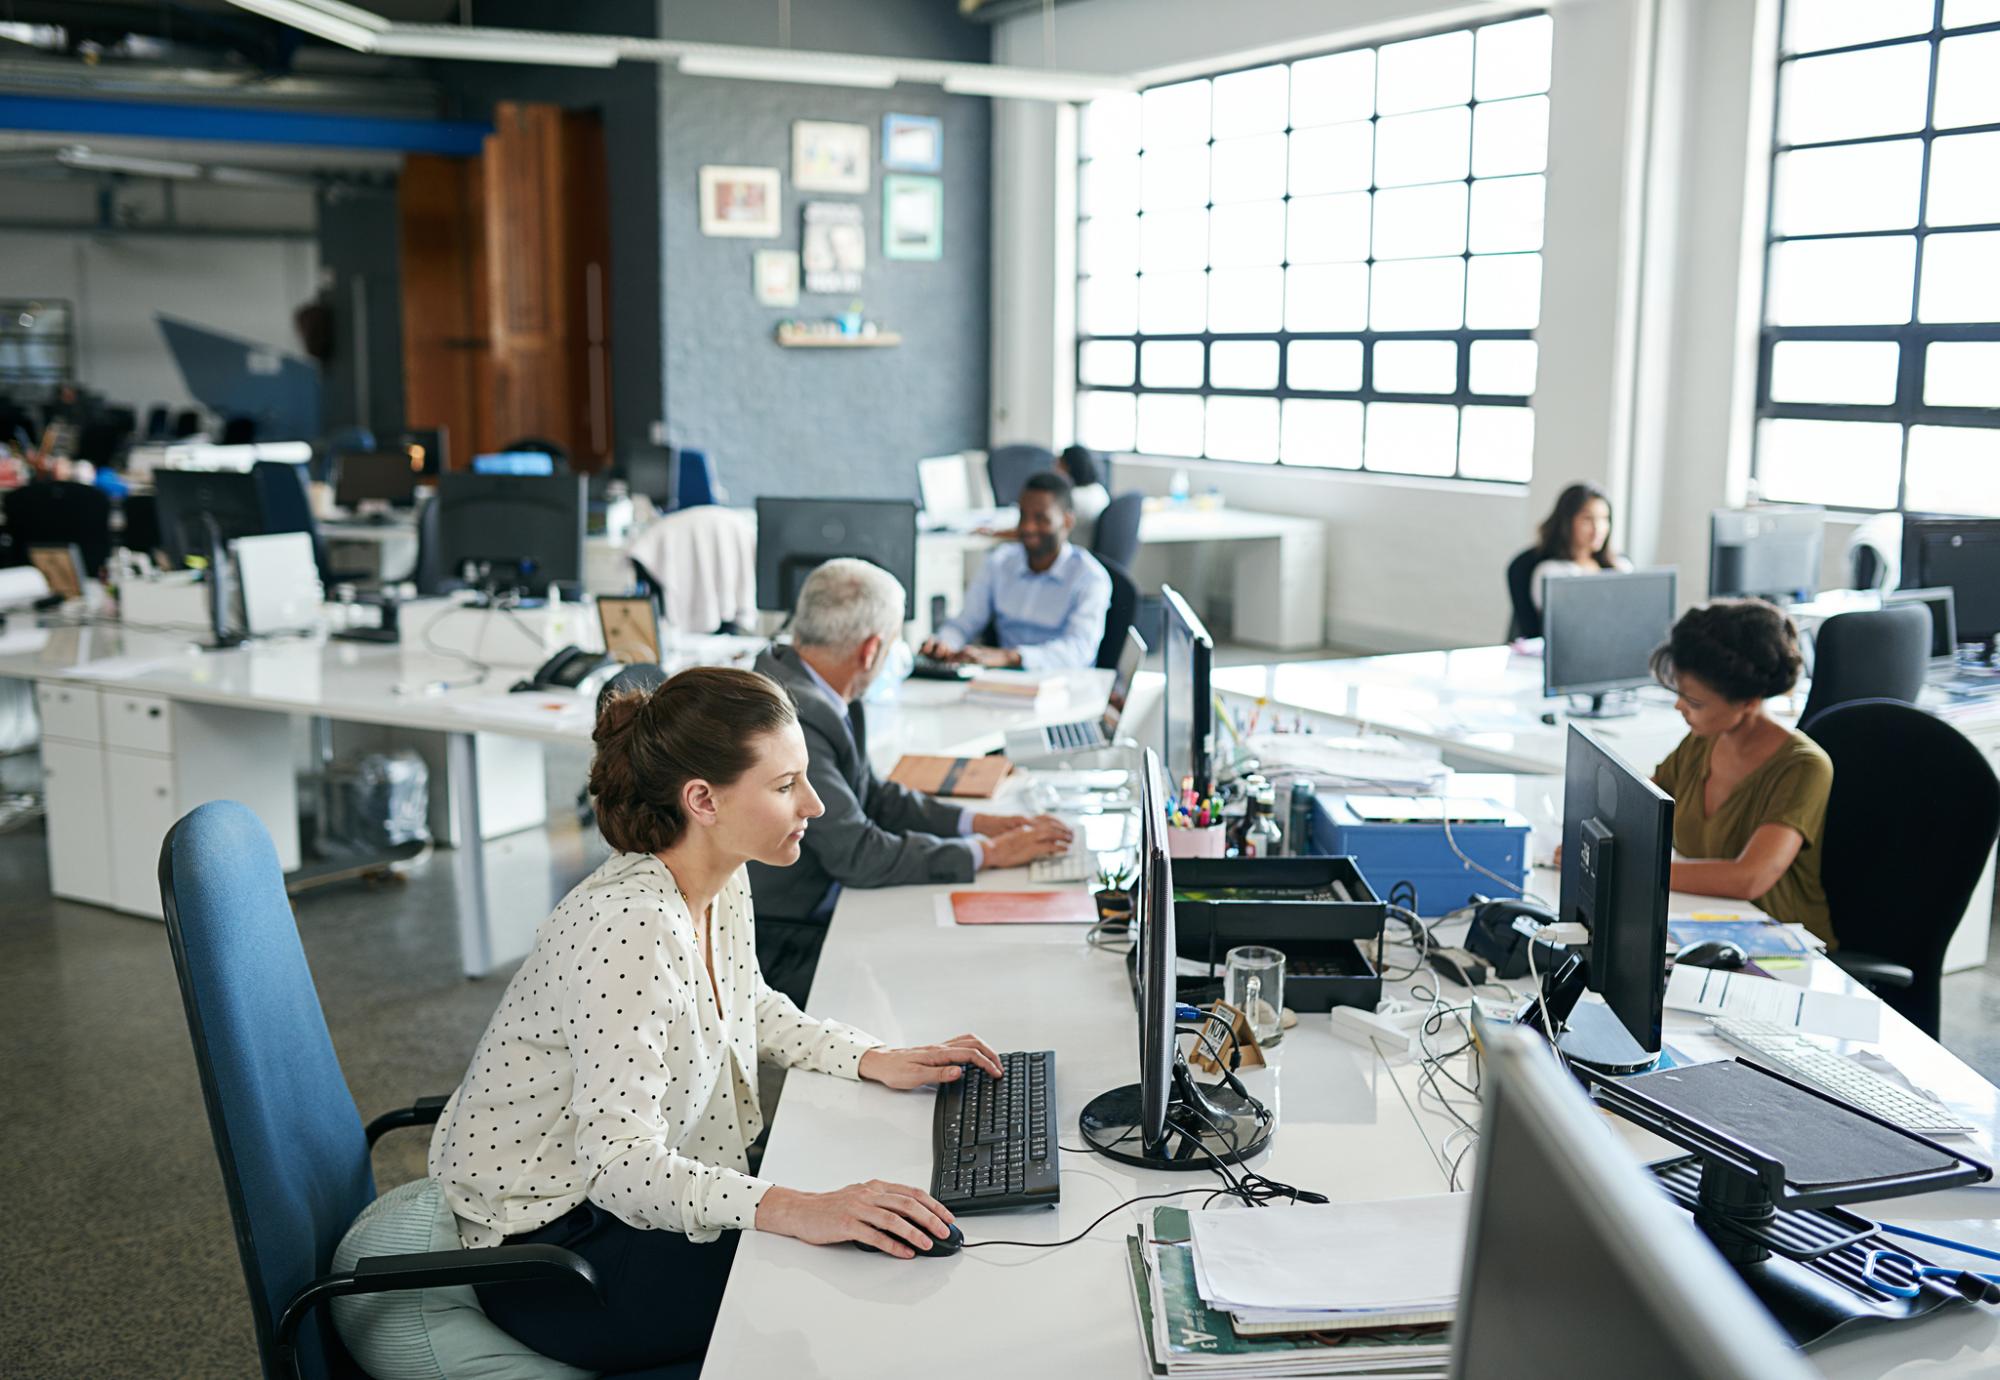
xmin=1665 ymin=964 xmax=1880 ymax=1042
xmin=62 ymin=656 xmax=175 ymax=680
xmin=1186 ymin=1194 xmax=1467 ymax=1313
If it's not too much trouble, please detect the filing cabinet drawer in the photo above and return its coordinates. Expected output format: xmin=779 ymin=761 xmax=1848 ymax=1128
xmin=34 ymin=682 xmax=100 ymax=743
xmin=103 ymin=692 xmax=173 ymax=755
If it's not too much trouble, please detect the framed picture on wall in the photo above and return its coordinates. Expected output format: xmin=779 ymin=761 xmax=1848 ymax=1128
xmin=698 ymin=165 xmax=781 ymax=238
xmin=881 ymin=113 xmax=943 ymax=172
xmin=754 ymin=250 xmax=800 ymax=307
xmin=883 ymin=175 xmax=943 ymax=261
xmin=802 ymin=201 xmax=865 ymax=294
xmin=792 ymin=121 xmax=871 ymax=193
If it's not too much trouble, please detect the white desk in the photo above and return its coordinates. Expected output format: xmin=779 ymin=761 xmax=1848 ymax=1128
xmin=703 ymin=845 xmax=2000 ymax=1377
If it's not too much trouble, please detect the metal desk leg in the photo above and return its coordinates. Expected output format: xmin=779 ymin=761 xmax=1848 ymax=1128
xmin=445 ymin=731 xmax=494 ymax=977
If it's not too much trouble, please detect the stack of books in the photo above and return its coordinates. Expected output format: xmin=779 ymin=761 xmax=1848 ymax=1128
xmin=965 ymin=669 xmax=1071 ymax=707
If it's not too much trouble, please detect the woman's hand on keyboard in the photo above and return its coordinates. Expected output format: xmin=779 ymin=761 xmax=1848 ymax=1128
xmin=981 ymin=820 xmax=1073 ymax=869
xmin=858 ymin=1033 xmax=1005 ymax=1089
xmin=755 ymin=1180 xmax=955 ymax=1258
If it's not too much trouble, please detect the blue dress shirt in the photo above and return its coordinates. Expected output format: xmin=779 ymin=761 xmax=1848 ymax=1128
xmin=933 ymin=542 xmax=1111 ymax=671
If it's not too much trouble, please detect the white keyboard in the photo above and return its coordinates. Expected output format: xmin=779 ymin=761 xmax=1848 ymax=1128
xmin=1707 ymin=1017 xmax=1975 ymax=1136
xmin=1029 ymin=842 xmax=1096 ymax=884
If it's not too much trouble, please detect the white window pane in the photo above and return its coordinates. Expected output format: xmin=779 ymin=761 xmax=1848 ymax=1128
xmin=1080 ymin=214 xmax=1139 ymax=276
xmin=1773 ymin=140 xmax=1923 ymax=235
xmin=1210 ymin=201 xmax=1286 ymax=268
xmin=1137 ymin=392 xmax=1205 ymax=457
xmin=1468 ymin=175 xmax=1546 ymax=253
xmin=1768 ymin=340 xmax=1900 ymax=405
xmin=1140 ymin=271 xmax=1208 ymax=334
xmin=1784 ymin=0 xmax=1932 ymax=54
xmin=1290 ymin=121 xmax=1374 ymax=195
xmin=1779 ymin=44 xmax=1931 ymax=145
xmin=1078 ymin=390 xmax=1136 ymax=452
xmin=1281 ymin=398 xmax=1365 ymax=468
xmin=1286 ymin=263 xmax=1371 ymax=331
xmin=1210 ymin=133 xmax=1288 ymax=205
xmin=1212 ymin=64 xmax=1288 ymax=139
xmin=1366 ymin=402 xmax=1460 ymax=475
xmin=1373 ymin=339 xmax=1458 ymax=394
xmin=1291 ymin=49 xmax=1374 ymax=128
xmin=1927 ymin=133 xmax=2000 ymax=227
xmin=1141 ymin=340 xmax=1204 ymax=388
xmin=1376 ymin=30 xmax=1472 ymax=115
xmin=1140 ymin=208 xmax=1209 ymax=273
xmin=1079 ymin=340 xmax=1136 ymax=387
xmin=1767 ymin=237 xmax=1915 ymax=325
xmin=1081 ymin=155 xmax=1139 ymax=217
xmin=1936 ymin=34 xmax=2000 ymax=130
xmin=1373 ymin=181 xmax=1469 ymax=260
xmin=1081 ymin=274 xmax=1138 ymax=335
xmin=1082 ymin=94 xmax=1141 ymax=159
xmin=1208 ymin=266 xmax=1285 ymax=333
xmin=1210 ymin=340 xmax=1280 ymax=390
xmin=1465 ymin=253 xmax=1542 ymax=329
xmin=1205 ymin=395 xmax=1281 ymax=462
xmin=1142 ymin=79 xmax=1210 ymax=148
xmin=1946 ymin=0 xmax=2000 ymax=26
xmin=1926 ymin=342 xmax=2000 ymax=406
xmin=1287 ymin=193 xmax=1372 ymax=264
xmin=1141 ymin=146 xmax=1208 ymax=211
xmin=1469 ymin=340 xmax=1538 ymax=396
xmin=1371 ymin=258 xmax=1465 ymax=331
xmin=1907 ymin=426 xmax=2000 ymax=515
xmin=1756 ymin=418 xmax=1902 ymax=508
xmin=1472 ymin=96 xmax=1550 ymax=177
xmin=1919 ymin=230 xmax=2000 ymax=323
xmin=1375 ymin=107 xmax=1471 ymax=187
xmin=1475 ymin=16 xmax=1554 ymax=101
xmin=1288 ymin=340 xmax=1364 ymax=392
xmin=1458 ymin=405 xmax=1535 ymax=481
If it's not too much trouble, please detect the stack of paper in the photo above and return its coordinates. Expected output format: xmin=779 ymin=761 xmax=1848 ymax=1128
xmin=965 ymin=670 xmax=1071 ymax=706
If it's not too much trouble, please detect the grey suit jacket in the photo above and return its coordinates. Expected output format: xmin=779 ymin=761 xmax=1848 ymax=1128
xmin=746 ymin=645 xmax=978 ymax=923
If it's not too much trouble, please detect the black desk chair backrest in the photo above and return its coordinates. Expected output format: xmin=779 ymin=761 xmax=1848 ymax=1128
xmin=1094 ymin=553 xmax=1139 ymax=671
xmin=1810 ymin=700 xmax=2000 ymax=1037
xmin=252 ymin=460 xmax=334 ymax=585
xmin=1799 ymin=603 xmax=1931 ymax=732
xmin=406 ymin=493 xmax=449 ymax=595
xmin=1091 ymin=491 xmax=1145 ymax=571
xmin=987 ymin=444 xmax=1054 ymax=508
xmin=2 ymin=479 xmax=114 ymax=575
xmin=121 ymin=493 xmax=161 ymax=564
xmin=1505 ymin=547 xmax=1541 ymax=640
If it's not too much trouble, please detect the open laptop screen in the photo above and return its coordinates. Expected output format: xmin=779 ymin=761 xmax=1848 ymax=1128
xmin=1100 ymin=627 xmax=1147 ymax=737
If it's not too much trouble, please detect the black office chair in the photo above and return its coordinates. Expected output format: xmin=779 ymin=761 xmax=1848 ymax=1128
xmin=120 ymin=493 xmax=161 ymax=565
xmin=987 ymin=444 xmax=1054 ymax=508
xmin=402 ymin=494 xmax=450 ymax=596
xmin=1504 ymin=548 xmax=1541 ymax=640
xmin=222 ymin=416 xmax=259 ymax=445
xmin=1091 ymin=492 xmax=1145 ymax=572
xmin=1 ymin=480 xmax=114 ymax=575
xmin=144 ymin=403 xmax=172 ymax=439
xmin=1807 ymin=700 xmax=2000 ymax=1038
xmin=172 ymin=409 xmax=203 ymax=439
xmin=1093 ymin=554 xmax=1140 ymax=671
xmin=1799 ymin=604 xmax=1931 ymax=732
xmin=253 ymin=460 xmax=341 ymax=585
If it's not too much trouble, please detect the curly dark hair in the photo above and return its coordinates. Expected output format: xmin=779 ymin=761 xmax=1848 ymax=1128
xmin=1649 ymin=599 xmax=1803 ymax=703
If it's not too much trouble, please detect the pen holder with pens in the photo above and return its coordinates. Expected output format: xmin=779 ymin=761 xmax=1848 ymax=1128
xmin=1166 ymin=824 xmax=1227 ymax=859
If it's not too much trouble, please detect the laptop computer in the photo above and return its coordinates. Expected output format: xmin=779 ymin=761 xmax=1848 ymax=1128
xmin=1004 ymin=627 xmax=1146 ymax=762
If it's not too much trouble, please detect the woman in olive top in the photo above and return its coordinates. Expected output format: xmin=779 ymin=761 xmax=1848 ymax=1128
xmin=1648 ymin=600 xmax=1836 ymax=945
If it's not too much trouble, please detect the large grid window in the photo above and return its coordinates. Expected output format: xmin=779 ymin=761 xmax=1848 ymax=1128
xmin=1756 ymin=0 xmax=2000 ymax=515
xmin=1074 ymin=14 xmax=1551 ymax=480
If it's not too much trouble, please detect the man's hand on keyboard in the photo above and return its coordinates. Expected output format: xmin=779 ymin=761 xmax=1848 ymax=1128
xmin=859 ymin=1033 xmax=1005 ymax=1089
xmin=971 ymin=811 xmax=1072 ymax=840
xmin=980 ymin=819 xmax=1074 ymax=869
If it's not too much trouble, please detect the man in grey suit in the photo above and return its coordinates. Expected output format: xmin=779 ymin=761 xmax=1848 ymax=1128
xmin=748 ymin=558 xmax=1073 ymax=1004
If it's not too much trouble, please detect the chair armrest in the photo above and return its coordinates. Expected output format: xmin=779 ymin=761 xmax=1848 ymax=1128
xmin=365 ymin=1094 xmax=452 ymax=1147
xmin=1830 ymin=951 xmax=1915 ymax=991
xmin=274 ymin=1243 xmax=599 ymax=1380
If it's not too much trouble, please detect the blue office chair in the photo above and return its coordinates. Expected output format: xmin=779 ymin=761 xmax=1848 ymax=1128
xmin=158 ymin=801 xmax=599 ymax=1380
xmin=674 ymin=448 xmax=717 ymax=509
xmin=987 ymin=444 xmax=1055 ymax=508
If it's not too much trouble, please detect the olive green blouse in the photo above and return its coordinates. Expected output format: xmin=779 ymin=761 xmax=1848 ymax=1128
xmin=1653 ymin=730 xmax=1835 ymax=946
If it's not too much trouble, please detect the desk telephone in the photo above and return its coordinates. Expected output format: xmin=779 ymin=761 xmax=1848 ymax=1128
xmin=513 ymin=645 xmax=616 ymax=694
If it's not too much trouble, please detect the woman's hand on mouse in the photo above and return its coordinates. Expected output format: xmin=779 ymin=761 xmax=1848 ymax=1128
xmin=755 ymin=1180 xmax=954 ymax=1258
xmin=858 ymin=1034 xmax=1004 ymax=1089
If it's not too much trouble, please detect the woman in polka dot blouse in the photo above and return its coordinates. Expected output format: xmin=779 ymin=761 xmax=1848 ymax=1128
xmin=429 ymin=667 xmax=1007 ymax=1372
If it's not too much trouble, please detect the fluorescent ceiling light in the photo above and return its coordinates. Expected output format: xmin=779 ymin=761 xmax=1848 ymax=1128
xmin=371 ymin=27 xmax=619 ymax=67
xmin=678 ymin=52 xmax=897 ymax=89
xmin=940 ymin=68 xmax=1126 ymax=102
xmin=224 ymin=0 xmax=379 ymax=52
xmin=59 ymin=146 xmax=203 ymax=178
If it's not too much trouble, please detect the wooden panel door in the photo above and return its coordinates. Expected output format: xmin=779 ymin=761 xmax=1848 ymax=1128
xmin=399 ymin=153 xmax=491 ymax=461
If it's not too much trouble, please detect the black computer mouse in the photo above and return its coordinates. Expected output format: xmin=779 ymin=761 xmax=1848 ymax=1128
xmin=853 ymin=1223 xmax=964 ymax=1258
xmin=1675 ymin=939 xmax=1748 ymax=971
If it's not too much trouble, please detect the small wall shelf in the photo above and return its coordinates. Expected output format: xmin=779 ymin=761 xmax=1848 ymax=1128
xmin=775 ymin=327 xmax=902 ymax=349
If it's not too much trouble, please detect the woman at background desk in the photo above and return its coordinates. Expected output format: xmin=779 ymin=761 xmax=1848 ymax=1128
xmin=1530 ymin=481 xmax=1632 ymax=611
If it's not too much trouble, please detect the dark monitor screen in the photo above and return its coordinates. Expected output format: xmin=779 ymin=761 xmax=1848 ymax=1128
xmin=622 ymin=448 xmax=674 ymax=504
xmin=755 ymin=498 xmax=918 ymax=621
xmin=437 ymin=473 xmax=585 ymax=594
xmin=1904 ymin=515 xmax=2000 ymax=646
xmin=1135 ymin=747 xmax=1175 ymax=1151
xmin=1708 ymin=507 xmax=1824 ymax=603
xmin=335 ymin=450 xmax=419 ymax=508
xmin=1542 ymin=568 xmax=1677 ymax=700
xmin=1161 ymin=585 xmax=1215 ymax=798
xmin=1883 ymin=586 xmax=1957 ymax=662
xmin=472 ymin=451 xmax=557 ymax=477
xmin=153 ymin=468 xmax=264 ymax=569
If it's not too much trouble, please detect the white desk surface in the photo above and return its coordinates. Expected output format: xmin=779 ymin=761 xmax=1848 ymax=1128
xmin=705 ymin=838 xmax=2000 ymax=1378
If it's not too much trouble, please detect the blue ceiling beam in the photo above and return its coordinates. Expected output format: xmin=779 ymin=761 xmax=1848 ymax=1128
xmin=0 ymin=94 xmax=490 ymax=156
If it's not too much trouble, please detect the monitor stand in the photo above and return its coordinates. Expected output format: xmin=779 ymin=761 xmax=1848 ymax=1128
xmin=1565 ymin=691 xmax=1640 ymax=719
xmin=1079 ymin=1053 xmax=1273 ymax=1171
xmin=1555 ymin=1001 xmax=1657 ymax=1075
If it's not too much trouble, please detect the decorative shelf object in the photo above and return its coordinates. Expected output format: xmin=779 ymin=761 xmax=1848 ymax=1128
xmin=776 ymin=325 xmax=902 ymax=348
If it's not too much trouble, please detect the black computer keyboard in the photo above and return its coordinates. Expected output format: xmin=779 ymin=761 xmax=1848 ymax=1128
xmin=931 ymin=1050 xmax=1061 ymax=1213
xmin=910 ymin=656 xmax=977 ymax=681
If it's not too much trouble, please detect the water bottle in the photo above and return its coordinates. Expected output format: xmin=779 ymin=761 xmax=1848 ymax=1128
xmin=1169 ymin=468 xmax=1191 ymax=503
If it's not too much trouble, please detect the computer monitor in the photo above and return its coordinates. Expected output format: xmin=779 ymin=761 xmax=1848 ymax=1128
xmin=622 ymin=447 xmax=674 ymax=504
xmin=153 ymin=468 xmax=265 ymax=569
xmin=1161 ymin=585 xmax=1215 ymax=798
xmin=755 ymin=497 xmax=918 ymax=621
xmin=1708 ymin=506 xmax=1824 ymax=604
xmin=335 ymin=450 xmax=419 ymax=508
xmin=1100 ymin=626 xmax=1146 ymax=738
xmin=1883 ymin=586 xmax=1958 ymax=667
xmin=1449 ymin=1025 xmax=1817 ymax=1380
xmin=437 ymin=472 xmax=585 ymax=595
xmin=472 ymin=451 xmax=557 ymax=477
xmin=402 ymin=428 xmax=447 ymax=476
xmin=1554 ymin=724 xmax=1674 ymax=1075
xmin=1542 ymin=568 xmax=1678 ymax=716
xmin=1903 ymin=514 xmax=2000 ymax=656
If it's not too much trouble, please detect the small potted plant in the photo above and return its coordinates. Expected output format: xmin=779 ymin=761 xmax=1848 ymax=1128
xmin=1094 ymin=863 xmax=1137 ymax=927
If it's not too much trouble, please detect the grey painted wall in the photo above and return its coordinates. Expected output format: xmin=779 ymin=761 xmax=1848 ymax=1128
xmin=316 ymin=185 xmax=405 ymax=442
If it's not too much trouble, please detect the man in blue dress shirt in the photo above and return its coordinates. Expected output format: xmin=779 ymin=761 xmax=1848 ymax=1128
xmin=919 ymin=471 xmax=1112 ymax=670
